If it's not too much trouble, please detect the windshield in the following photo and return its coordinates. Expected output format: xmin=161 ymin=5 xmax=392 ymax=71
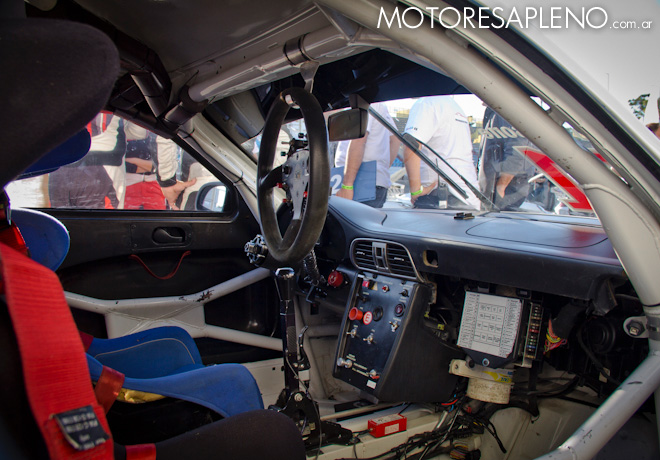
xmin=244 ymin=94 xmax=600 ymax=219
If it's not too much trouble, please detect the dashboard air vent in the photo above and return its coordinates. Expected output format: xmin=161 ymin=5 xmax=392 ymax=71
xmin=386 ymin=244 xmax=416 ymax=278
xmin=352 ymin=240 xmax=377 ymax=271
xmin=350 ymin=239 xmax=418 ymax=280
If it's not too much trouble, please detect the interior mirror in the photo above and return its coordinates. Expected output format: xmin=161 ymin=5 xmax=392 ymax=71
xmin=327 ymin=108 xmax=368 ymax=141
xmin=196 ymin=182 xmax=228 ymax=212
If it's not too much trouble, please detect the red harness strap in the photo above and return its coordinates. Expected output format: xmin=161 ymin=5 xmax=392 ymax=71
xmin=126 ymin=443 xmax=157 ymax=460
xmin=0 ymin=242 xmax=114 ymax=459
xmin=80 ymin=331 xmax=94 ymax=351
xmin=95 ymin=366 xmax=125 ymax=414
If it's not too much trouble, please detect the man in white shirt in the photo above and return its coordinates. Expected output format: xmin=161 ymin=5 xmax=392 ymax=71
xmin=335 ymin=102 xmax=400 ymax=208
xmin=403 ymin=96 xmax=480 ymax=209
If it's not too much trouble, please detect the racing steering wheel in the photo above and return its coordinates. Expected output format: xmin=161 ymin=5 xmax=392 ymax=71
xmin=257 ymin=87 xmax=330 ymax=266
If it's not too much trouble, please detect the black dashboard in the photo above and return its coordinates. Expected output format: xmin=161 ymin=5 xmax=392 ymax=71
xmin=319 ymin=197 xmax=624 ymax=302
xmin=312 ymin=198 xmax=634 ymax=402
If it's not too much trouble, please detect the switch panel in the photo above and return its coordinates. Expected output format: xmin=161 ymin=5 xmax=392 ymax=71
xmin=334 ymin=273 xmax=461 ymax=402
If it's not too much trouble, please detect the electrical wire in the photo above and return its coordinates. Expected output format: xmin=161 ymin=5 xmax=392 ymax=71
xmin=576 ymin=322 xmax=622 ymax=387
xmin=419 ymin=408 xmax=461 ymax=460
xmin=398 ymin=403 xmax=413 ymax=415
xmin=336 ymin=403 xmax=486 ymax=460
xmin=545 ymin=319 xmax=567 ymax=352
xmin=512 ymin=376 xmax=580 ymax=398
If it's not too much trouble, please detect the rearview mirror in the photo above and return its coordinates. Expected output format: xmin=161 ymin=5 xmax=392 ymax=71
xmin=327 ymin=108 xmax=368 ymax=141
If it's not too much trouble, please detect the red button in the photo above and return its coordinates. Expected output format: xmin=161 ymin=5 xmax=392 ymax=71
xmin=327 ymin=270 xmax=344 ymax=288
xmin=363 ymin=311 xmax=373 ymax=325
xmin=349 ymin=307 xmax=363 ymax=321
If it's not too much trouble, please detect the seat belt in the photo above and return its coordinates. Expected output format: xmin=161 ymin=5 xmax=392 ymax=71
xmin=0 ymin=221 xmax=158 ymax=460
xmin=0 ymin=241 xmax=114 ymax=458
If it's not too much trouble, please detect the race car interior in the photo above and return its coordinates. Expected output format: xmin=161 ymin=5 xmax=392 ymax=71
xmin=2 ymin=0 xmax=660 ymax=459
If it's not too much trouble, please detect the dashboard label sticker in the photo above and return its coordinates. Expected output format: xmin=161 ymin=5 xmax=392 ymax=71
xmin=457 ymin=292 xmax=522 ymax=358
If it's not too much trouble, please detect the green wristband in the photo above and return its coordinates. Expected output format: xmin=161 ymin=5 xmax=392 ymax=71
xmin=410 ymin=187 xmax=423 ymax=196
xmin=341 ymin=184 xmax=354 ymax=190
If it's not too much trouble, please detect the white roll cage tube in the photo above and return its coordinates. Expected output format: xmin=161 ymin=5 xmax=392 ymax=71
xmin=66 ymin=267 xmax=282 ymax=351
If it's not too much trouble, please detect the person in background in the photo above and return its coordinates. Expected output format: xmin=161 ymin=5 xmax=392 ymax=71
xmin=335 ymin=102 xmax=400 ymax=208
xmin=647 ymin=122 xmax=660 ymax=140
xmin=403 ymin=96 xmax=480 ymax=209
xmin=477 ymin=107 xmax=536 ymax=211
xmin=48 ymin=113 xmax=125 ymax=209
xmin=123 ymin=121 xmax=166 ymax=210
xmin=49 ymin=114 xmax=197 ymax=210
xmin=155 ymin=136 xmax=197 ymax=210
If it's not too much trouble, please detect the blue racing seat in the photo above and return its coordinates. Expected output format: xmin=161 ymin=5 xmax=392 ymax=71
xmin=87 ymin=353 xmax=264 ymax=417
xmin=84 ymin=326 xmax=264 ymax=416
xmin=85 ymin=326 xmax=204 ymax=378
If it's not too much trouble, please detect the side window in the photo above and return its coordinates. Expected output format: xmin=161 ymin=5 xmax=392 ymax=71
xmin=6 ymin=113 xmax=228 ymax=212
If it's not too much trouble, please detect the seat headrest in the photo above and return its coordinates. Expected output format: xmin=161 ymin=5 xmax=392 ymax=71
xmin=17 ymin=129 xmax=91 ymax=180
xmin=11 ymin=208 xmax=69 ymax=270
xmin=0 ymin=18 xmax=119 ymax=188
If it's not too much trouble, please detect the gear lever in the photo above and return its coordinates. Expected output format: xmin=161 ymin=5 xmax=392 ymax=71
xmin=275 ymin=267 xmax=300 ymax=394
xmin=273 ymin=267 xmax=353 ymax=448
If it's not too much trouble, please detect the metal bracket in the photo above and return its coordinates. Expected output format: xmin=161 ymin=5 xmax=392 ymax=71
xmin=278 ymin=391 xmax=353 ymax=449
xmin=299 ymin=60 xmax=319 ymax=93
xmin=623 ymin=316 xmax=648 ymax=338
xmin=244 ymin=234 xmax=269 ymax=266
xmin=297 ymin=325 xmax=311 ymax=371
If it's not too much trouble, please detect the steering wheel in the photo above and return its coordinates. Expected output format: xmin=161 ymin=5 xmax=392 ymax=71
xmin=257 ymin=87 xmax=330 ymax=266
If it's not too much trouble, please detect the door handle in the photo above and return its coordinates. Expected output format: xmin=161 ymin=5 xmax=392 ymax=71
xmin=152 ymin=227 xmax=185 ymax=244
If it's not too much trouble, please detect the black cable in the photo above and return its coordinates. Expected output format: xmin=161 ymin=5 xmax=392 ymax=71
xmin=460 ymin=411 xmax=506 ymax=455
xmin=511 ymin=375 xmax=580 ymax=398
xmin=419 ymin=408 xmax=460 ymax=460
xmin=577 ymin=322 xmax=622 ymax=387
xmin=336 ymin=412 xmax=478 ymax=460
xmin=535 ymin=377 xmax=581 ymax=399
xmin=398 ymin=403 xmax=413 ymax=415
xmin=484 ymin=420 xmax=507 ymax=454
xmin=556 ymin=395 xmax=601 ymax=409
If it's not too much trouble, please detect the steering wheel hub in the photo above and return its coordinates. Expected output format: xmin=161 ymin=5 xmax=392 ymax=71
xmin=282 ymin=149 xmax=310 ymax=221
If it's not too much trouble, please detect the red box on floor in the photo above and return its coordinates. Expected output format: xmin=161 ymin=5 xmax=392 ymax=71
xmin=368 ymin=414 xmax=407 ymax=438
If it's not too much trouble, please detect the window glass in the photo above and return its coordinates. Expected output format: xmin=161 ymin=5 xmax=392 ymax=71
xmin=241 ymin=93 xmax=600 ymax=220
xmin=324 ymin=95 xmax=598 ymax=218
xmin=7 ymin=113 xmax=226 ymax=212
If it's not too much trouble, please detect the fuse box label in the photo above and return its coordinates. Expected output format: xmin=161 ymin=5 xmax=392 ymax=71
xmin=457 ymin=292 xmax=522 ymax=358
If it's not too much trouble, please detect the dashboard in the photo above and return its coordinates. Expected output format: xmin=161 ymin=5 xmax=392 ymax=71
xmin=319 ymin=197 xmax=624 ymax=301
xmin=311 ymin=197 xmax=635 ymax=403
